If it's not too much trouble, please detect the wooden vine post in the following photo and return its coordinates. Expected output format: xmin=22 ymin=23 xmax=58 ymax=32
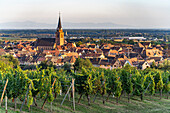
xmin=61 ymin=78 xmax=75 ymax=111
xmin=72 ymin=78 xmax=75 ymax=111
xmin=20 ymin=83 xmax=31 ymax=112
xmin=0 ymin=79 xmax=8 ymax=106
xmin=5 ymin=94 xmax=7 ymax=113
xmin=61 ymin=84 xmax=72 ymax=105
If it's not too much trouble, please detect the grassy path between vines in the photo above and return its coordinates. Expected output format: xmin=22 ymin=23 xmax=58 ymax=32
xmin=1 ymin=93 xmax=170 ymax=113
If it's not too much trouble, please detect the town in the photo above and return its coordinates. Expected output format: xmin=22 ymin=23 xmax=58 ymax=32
xmin=0 ymin=15 xmax=169 ymax=70
xmin=0 ymin=0 xmax=170 ymax=112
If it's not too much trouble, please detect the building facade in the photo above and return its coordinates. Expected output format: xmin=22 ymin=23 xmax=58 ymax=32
xmin=35 ymin=14 xmax=65 ymax=50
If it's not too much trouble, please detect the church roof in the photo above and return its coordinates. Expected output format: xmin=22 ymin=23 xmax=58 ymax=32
xmin=36 ymin=38 xmax=55 ymax=46
xmin=57 ymin=15 xmax=62 ymax=30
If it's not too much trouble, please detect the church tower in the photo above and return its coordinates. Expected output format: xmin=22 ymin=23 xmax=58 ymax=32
xmin=55 ymin=14 xmax=64 ymax=46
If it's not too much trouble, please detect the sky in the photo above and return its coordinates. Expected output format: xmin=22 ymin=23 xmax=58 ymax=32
xmin=0 ymin=0 xmax=170 ymax=28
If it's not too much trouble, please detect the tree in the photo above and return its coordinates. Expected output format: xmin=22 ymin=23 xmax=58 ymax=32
xmin=163 ymin=45 xmax=168 ymax=50
xmin=38 ymin=60 xmax=55 ymax=69
xmin=151 ymin=61 xmax=156 ymax=68
xmin=74 ymin=57 xmax=93 ymax=72
xmin=62 ymin=62 xmax=72 ymax=73
xmin=76 ymin=41 xmax=82 ymax=47
xmin=7 ymin=55 xmax=19 ymax=68
xmin=122 ymin=39 xmax=128 ymax=44
xmin=128 ymin=40 xmax=135 ymax=45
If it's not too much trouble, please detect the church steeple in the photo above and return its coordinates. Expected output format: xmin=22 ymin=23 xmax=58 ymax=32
xmin=55 ymin=12 xmax=64 ymax=46
xmin=57 ymin=13 xmax=62 ymax=30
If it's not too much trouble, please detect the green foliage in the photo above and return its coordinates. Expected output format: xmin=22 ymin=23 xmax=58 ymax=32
xmin=158 ymin=59 xmax=170 ymax=70
xmin=149 ymin=73 xmax=155 ymax=95
xmin=114 ymin=77 xmax=122 ymax=98
xmin=121 ymin=70 xmax=133 ymax=95
xmin=132 ymin=70 xmax=146 ymax=97
xmin=74 ymin=57 xmax=93 ymax=72
xmin=93 ymin=71 xmax=106 ymax=96
xmin=0 ymin=56 xmax=13 ymax=71
xmin=75 ymin=68 xmax=95 ymax=95
xmin=0 ymin=56 xmax=169 ymax=111
xmin=150 ymin=61 xmax=156 ymax=68
xmin=155 ymin=71 xmax=164 ymax=90
xmin=38 ymin=60 xmax=55 ymax=69
xmin=76 ymin=41 xmax=82 ymax=47
xmin=62 ymin=62 xmax=72 ymax=73
xmin=7 ymin=55 xmax=19 ymax=68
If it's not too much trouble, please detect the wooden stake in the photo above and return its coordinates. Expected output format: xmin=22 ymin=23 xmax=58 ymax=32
xmin=51 ymin=102 xmax=52 ymax=112
xmin=72 ymin=78 xmax=75 ymax=111
xmin=5 ymin=94 xmax=7 ymax=113
xmin=61 ymin=84 xmax=72 ymax=105
xmin=20 ymin=83 xmax=31 ymax=112
xmin=0 ymin=79 xmax=8 ymax=106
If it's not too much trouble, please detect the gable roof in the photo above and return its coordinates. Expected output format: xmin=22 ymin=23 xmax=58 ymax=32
xmin=148 ymin=57 xmax=163 ymax=62
xmin=36 ymin=38 xmax=55 ymax=46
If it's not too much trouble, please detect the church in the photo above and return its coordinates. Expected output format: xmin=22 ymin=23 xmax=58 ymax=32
xmin=35 ymin=15 xmax=65 ymax=50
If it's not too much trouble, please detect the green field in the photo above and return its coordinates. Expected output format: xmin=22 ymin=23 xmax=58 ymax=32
xmin=1 ymin=93 xmax=169 ymax=113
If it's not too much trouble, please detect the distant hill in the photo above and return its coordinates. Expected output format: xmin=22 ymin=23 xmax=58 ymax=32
xmin=0 ymin=21 xmax=134 ymax=29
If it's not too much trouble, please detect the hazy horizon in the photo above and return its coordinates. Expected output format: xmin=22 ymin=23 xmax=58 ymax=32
xmin=0 ymin=0 xmax=170 ymax=29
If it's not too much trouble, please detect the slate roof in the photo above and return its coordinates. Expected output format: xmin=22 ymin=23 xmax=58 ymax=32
xmin=129 ymin=52 xmax=139 ymax=58
xmin=89 ymin=58 xmax=101 ymax=65
xmin=99 ymin=59 xmax=110 ymax=65
xmin=148 ymin=57 xmax=162 ymax=62
xmin=36 ymin=38 xmax=55 ymax=46
xmin=133 ymin=47 xmax=144 ymax=54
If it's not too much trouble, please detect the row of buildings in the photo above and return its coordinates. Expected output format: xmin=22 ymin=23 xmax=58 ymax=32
xmin=0 ymin=15 xmax=169 ymax=70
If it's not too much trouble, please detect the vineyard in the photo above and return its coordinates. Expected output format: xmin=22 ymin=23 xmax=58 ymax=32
xmin=0 ymin=57 xmax=170 ymax=113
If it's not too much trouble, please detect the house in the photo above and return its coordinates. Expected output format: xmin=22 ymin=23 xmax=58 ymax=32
xmin=142 ymin=42 xmax=152 ymax=48
xmin=63 ymin=56 xmax=76 ymax=65
xmin=138 ymin=61 xmax=150 ymax=70
xmin=111 ymin=60 xmax=122 ymax=69
xmin=89 ymin=58 xmax=101 ymax=67
xmin=148 ymin=57 xmax=164 ymax=65
xmin=88 ymin=44 xmax=96 ymax=48
xmin=142 ymin=48 xmax=163 ymax=58
xmin=37 ymin=57 xmax=46 ymax=64
xmin=98 ymin=58 xmax=111 ymax=69
xmin=51 ymin=57 xmax=64 ymax=66
xmin=133 ymin=47 xmax=144 ymax=54
xmin=109 ymin=50 xmax=118 ymax=55
xmin=66 ymin=43 xmax=76 ymax=49
xmin=0 ymin=49 xmax=6 ymax=56
xmin=110 ymin=47 xmax=122 ymax=52
xmin=83 ymin=53 xmax=105 ymax=59
xmin=118 ymin=59 xmax=133 ymax=67
xmin=136 ymin=42 xmax=144 ymax=48
xmin=101 ymin=49 xmax=110 ymax=56
xmin=146 ymin=59 xmax=156 ymax=66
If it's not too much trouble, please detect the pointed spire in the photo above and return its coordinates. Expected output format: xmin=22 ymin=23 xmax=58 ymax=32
xmin=57 ymin=12 xmax=62 ymax=30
